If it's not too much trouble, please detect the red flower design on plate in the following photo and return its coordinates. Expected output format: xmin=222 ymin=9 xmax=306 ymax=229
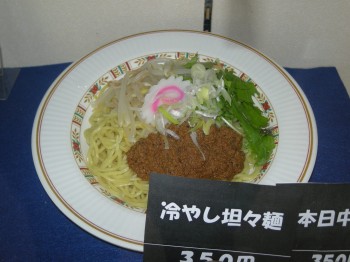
xmin=73 ymin=141 xmax=80 ymax=151
xmin=262 ymin=162 xmax=270 ymax=170
xmin=262 ymin=101 xmax=270 ymax=111
xmin=147 ymin=55 xmax=156 ymax=61
xmin=91 ymin=85 xmax=98 ymax=94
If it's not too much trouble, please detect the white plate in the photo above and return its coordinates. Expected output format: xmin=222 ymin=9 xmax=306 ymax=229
xmin=31 ymin=30 xmax=318 ymax=252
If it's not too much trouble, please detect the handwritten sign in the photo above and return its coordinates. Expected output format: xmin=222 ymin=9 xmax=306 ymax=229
xmin=144 ymin=174 xmax=350 ymax=262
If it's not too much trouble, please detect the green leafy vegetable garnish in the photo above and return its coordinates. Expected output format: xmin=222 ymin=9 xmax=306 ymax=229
xmin=217 ymin=69 xmax=275 ymax=165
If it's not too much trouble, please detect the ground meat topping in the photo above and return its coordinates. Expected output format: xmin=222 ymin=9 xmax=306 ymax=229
xmin=126 ymin=123 xmax=245 ymax=181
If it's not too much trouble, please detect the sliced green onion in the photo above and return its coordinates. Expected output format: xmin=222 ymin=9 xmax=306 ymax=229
xmin=158 ymin=106 xmax=180 ymax=125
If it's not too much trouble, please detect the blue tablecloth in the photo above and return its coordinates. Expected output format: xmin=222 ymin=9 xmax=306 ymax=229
xmin=0 ymin=63 xmax=349 ymax=261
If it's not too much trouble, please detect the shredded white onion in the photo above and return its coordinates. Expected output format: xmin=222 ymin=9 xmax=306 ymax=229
xmin=165 ymin=129 xmax=180 ymax=140
xmin=190 ymin=131 xmax=206 ymax=161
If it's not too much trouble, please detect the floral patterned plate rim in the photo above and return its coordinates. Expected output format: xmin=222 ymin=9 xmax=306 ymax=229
xmin=31 ymin=30 xmax=317 ymax=252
